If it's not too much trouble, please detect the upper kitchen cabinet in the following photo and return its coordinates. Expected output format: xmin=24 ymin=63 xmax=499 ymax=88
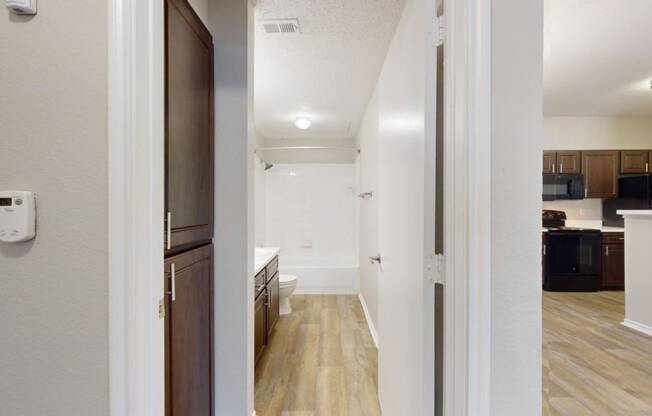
xmin=543 ymin=151 xmax=581 ymax=174
xmin=582 ymin=150 xmax=620 ymax=199
xmin=556 ymin=151 xmax=581 ymax=174
xmin=621 ymin=150 xmax=650 ymax=174
xmin=543 ymin=151 xmax=557 ymax=174
xmin=165 ymin=0 xmax=215 ymax=253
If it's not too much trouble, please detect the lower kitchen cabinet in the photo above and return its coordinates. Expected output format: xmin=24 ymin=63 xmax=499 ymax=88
xmin=602 ymin=233 xmax=625 ymax=290
xmin=165 ymin=244 xmax=213 ymax=416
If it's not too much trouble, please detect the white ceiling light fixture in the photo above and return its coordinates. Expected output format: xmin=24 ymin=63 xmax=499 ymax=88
xmin=295 ymin=117 xmax=312 ymax=130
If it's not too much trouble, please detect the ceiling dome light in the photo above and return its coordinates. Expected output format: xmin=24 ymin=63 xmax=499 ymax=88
xmin=295 ymin=117 xmax=312 ymax=130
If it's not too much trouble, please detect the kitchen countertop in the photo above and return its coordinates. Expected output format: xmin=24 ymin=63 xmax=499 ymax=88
xmin=254 ymin=247 xmax=280 ymax=276
xmin=541 ymin=219 xmax=625 ymax=233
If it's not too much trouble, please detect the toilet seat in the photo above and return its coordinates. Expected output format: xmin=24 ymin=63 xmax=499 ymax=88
xmin=279 ymin=274 xmax=297 ymax=286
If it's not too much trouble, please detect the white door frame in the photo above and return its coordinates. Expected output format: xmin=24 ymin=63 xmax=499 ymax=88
xmin=108 ymin=1 xmax=165 ymax=415
xmin=441 ymin=0 xmax=492 ymax=414
xmin=106 ymin=0 xmax=492 ymax=414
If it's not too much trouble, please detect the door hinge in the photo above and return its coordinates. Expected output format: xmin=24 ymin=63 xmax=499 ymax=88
xmin=159 ymin=298 xmax=166 ymax=319
xmin=434 ymin=15 xmax=447 ymax=47
xmin=426 ymin=253 xmax=445 ymax=285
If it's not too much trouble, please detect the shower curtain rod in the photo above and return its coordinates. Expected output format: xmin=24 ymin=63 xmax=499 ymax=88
xmin=255 ymin=146 xmax=360 ymax=153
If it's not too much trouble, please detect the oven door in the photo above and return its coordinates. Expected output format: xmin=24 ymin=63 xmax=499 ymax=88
xmin=547 ymin=231 xmax=602 ymax=275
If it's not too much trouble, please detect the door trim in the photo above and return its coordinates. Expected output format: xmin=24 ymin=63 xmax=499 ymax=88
xmin=108 ymin=1 xmax=165 ymax=415
xmin=443 ymin=0 xmax=492 ymax=414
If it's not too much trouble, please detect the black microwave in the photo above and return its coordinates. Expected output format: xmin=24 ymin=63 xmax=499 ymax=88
xmin=543 ymin=173 xmax=585 ymax=201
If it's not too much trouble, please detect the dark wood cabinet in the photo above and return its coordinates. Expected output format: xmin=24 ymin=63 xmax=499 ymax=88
xmin=557 ymin=151 xmax=581 ymax=174
xmin=621 ymin=150 xmax=650 ymax=174
xmin=266 ymin=273 xmax=280 ymax=337
xmin=602 ymin=233 xmax=625 ymax=290
xmin=542 ymin=233 xmax=547 ymax=286
xmin=165 ymin=244 xmax=213 ymax=416
xmin=582 ymin=150 xmax=620 ymax=199
xmin=165 ymin=0 xmax=214 ymax=254
xmin=254 ymin=290 xmax=267 ymax=365
xmin=543 ymin=151 xmax=556 ymax=174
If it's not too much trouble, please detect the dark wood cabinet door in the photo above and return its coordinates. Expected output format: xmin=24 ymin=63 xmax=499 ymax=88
xmin=165 ymin=244 xmax=213 ymax=416
xmin=542 ymin=233 xmax=547 ymax=286
xmin=266 ymin=273 xmax=280 ymax=337
xmin=165 ymin=0 xmax=214 ymax=253
xmin=621 ymin=150 xmax=649 ymax=174
xmin=602 ymin=234 xmax=624 ymax=290
xmin=543 ymin=151 xmax=556 ymax=174
xmin=581 ymin=150 xmax=620 ymax=199
xmin=254 ymin=292 xmax=267 ymax=365
xmin=557 ymin=151 xmax=581 ymax=174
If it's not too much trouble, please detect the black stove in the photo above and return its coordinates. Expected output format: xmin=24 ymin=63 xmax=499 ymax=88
xmin=542 ymin=210 xmax=602 ymax=292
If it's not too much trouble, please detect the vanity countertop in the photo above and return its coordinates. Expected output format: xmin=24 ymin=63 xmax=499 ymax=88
xmin=254 ymin=247 xmax=280 ymax=276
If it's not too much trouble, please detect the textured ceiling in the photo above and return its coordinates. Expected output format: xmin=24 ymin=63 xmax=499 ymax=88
xmin=254 ymin=0 xmax=406 ymax=140
xmin=544 ymin=0 xmax=652 ymax=115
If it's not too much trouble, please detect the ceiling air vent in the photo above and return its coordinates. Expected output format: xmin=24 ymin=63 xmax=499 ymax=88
xmin=259 ymin=18 xmax=301 ymax=37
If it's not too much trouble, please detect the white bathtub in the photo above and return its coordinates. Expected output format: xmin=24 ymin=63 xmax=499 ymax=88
xmin=279 ymin=257 xmax=360 ymax=295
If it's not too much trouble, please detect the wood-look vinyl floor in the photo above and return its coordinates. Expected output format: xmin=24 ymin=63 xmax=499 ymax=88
xmin=255 ymin=295 xmax=381 ymax=416
xmin=544 ymin=291 xmax=652 ymax=416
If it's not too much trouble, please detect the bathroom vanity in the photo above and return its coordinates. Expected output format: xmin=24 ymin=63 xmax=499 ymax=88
xmin=254 ymin=248 xmax=280 ymax=365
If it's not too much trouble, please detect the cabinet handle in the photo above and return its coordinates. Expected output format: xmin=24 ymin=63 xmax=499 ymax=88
xmin=585 ymin=188 xmax=588 ymax=198
xmin=264 ymin=288 xmax=270 ymax=308
xmin=166 ymin=212 xmax=172 ymax=250
xmin=543 ymin=244 xmax=546 ymax=256
xmin=552 ymin=163 xmax=556 ymax=174
xmin=171 ymin=263 xmax=176 ymax=301
xmin=605 ymin=246 xmax=609 ymax=257
xmin=559 ymin=163 xmax=563 ymax=173
xmin=647 ymin=162 xmax=649 ymax=173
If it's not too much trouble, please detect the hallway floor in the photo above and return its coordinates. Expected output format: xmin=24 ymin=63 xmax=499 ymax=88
xmin=255 ymin=295 xmax=380 ymax=416
xmin=544 ymin=291 xmax=652 ymax=415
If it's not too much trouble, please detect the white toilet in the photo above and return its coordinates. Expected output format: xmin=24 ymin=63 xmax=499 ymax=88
xmin=279 ymin=274 xmax=298 ymax=315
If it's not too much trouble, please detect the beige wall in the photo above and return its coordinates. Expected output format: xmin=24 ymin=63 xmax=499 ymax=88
xmin=188 ymin=0 xmax=209 ymax=24
xmin=0 ymin=3 xmax=109 ymax=415
xmin=545 ymin=116 xmax=652 ymax=149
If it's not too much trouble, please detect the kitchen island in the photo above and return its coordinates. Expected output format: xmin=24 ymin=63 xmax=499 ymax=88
xmin=618 ymin=210 xmax=652 ymax=336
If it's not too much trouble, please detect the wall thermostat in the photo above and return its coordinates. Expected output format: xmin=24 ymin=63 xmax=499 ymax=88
xmin=0 ymin=191 xmax=36 ymax=243
xmin=6 ymin=0 xmax=37 ymax=15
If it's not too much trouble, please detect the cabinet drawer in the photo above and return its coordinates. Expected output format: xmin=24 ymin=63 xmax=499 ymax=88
xmin=266 ymin=256 xmax=279 ymax=283
xmin=603 ymin=232 xmax=624 ymax=245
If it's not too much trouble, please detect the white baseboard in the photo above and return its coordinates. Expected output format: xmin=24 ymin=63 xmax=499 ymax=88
xmin=622 ymin=319 xmax=652 ymax=338
xmin=294 ymin=287 xmax=358 ymax=295
xmin=358 ymin=293 xmax=379 ymax=349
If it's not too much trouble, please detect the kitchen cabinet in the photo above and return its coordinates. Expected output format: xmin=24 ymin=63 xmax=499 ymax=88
xmin=543 ymin=151 xmax=581 ymax=174
xmin=542 ymin=233 xmax=547 ymax=286
xmin=621 ymin=150 xmax=650 ymax=174
xmin=543 ymin=151 xmax=557 ymax=174
xmin=582 ymin=150 xmax=620 ymax=199
xmin=165 ymin=0 xmax=214 ymax=254
xmin=602 ymin=233 xmax=625 ymax=290
xmin=165 ymin=244 xmax=213 ymax=416
xmin=557 ymin=151 xmax=581 ymax=174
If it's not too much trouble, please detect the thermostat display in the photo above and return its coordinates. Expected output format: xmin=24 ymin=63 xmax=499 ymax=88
xmin=0 ymin=191 xmax=36 ymax=243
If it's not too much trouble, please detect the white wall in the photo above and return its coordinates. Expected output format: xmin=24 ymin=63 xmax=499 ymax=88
xmin=0 ymin=2 xmax=109 ymax=415
xmin=491 ymin=0 xmax=543 ymax=414
xmin=356 ymin=88 xmax=380 ymax=330
xmin=544 ymin=116 xmax=652 ymax=149
xmin=208 ymin=0 xmax=255 ymax=415
xmin=622 ymin=215 xmax=652 ymax=332
xmin=254 ymin=155 xmax=267 ymax=247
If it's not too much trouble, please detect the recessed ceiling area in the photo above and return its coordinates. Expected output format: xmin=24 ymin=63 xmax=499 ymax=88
xmin=544 ymin=0 xmax=652 ymax=116
xmin=254 ymin=0 xmax=406 ymax=140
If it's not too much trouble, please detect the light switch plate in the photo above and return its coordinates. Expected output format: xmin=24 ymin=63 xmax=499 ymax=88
xmin=6 ymin=0 xmax=37 ymax=15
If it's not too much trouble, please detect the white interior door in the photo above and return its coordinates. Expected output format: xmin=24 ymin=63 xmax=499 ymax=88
xmin=376 ymin=1 xmax=430 ymax=414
